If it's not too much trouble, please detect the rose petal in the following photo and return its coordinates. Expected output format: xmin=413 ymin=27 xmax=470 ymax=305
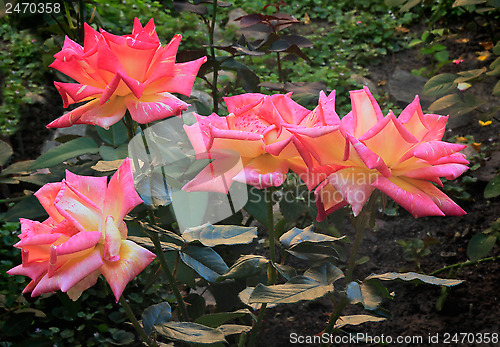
xmin=125 ymin=92 xmax=189 ymax=123
xmin=103 ymin=158 xmax=143 ymax=225
xmin=100 ymin=240 xmax=156 ymax=302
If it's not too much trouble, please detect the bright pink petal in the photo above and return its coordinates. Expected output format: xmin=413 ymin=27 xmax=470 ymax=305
xmin=31 ymin=248 xmax=103 ymax=297
xmin=125 ymin=92 xmax=189 ymax=123
xmin=54 ymin=82 xmax=104 ymax=107
xmin=144 ymin=34 xmax=182 ymax=84
xmin=103 ymin=158 xmax=143 ymax=225
xmin=287 ymin=128 xmax=347 ymax=167
xmin=65 ymin=171 xmax=108 ymax=209
xmin=103 ymin=216 xmax=123 ymax=262
xmin=403 ymin=163 xmax=469 ymax=181
xmin=300 ymin=90 xmax=340 ymax=127
xmin=288 ymin=157 xmax=339 ymax=191
xmin=410 ymin=179 xmax=466 ymax=216
xmin=101 ymin=30 xmax=159 ymax=82
xmin=226 ymin=104 xmax=272 ymax=134
xmin=145 ymin=57 xmax=207 ymax=96
xmin=398 ymin=96 xmax=430 ymax=141
xmin=421 ymin=114 xmax=448 ymax=141
xmin=372 ymin=176 xmax=445 ymax=218
xmin=7 ymin=261 xmax=47 ymax=282
xmin=34 ymin=183 xmax=64 ymax=222
xmin=67 ymin=269 xmax=100 ymax=301
xmin=47 ymin=97 xmax=128 ymax=129
xmin=55 ymin=231 xmax=102 ymax=256
xmin=269 ymin=93 xmax=310 ymax=125
xmin=100 ymin=240 xmax=156 ymax=302
xmin=83 ymin=23 xmax=101 ymax=52
xmin=55 ymin=181 xmax=103 ymax=232
xmin=233 ymin=155 xmax=288 ymax=189
xmin=314 ymin=180 xmax=348 ymax=222
xmin=409 ymin=141 xmax=466 ymax=163
xmin=224 ymin=93 xmax=265 ymax=114
xmin=182 ymin=149 xmax=243 ymax=194
xmin=358 ymin=112 xmax=418 ymax=166
xmin=347 ymin=135 xmax=391 ymax=178
xmin=50 ymin=42 xmax=107 ymax=87
xmin=210 ymin=127 xmax=264 ymax=158
xmin=184 ymin=122 xmax=210 ymax=155
xmin=429 ymin=152 xmax=469 ymax=165
xmin=328 ymin=167 xmax=377 ymax=216
xmin=350 ymin=86 xmax=383 ymax=138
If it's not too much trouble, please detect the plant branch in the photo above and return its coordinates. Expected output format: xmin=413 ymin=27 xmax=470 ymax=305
xmin=119 ymin=295 xmax=158 ymax=347
xmin=209 ymin=0 xmax=219 ymax=113
xmin=145 ymin=208 xmax=189 ymax=322
xmin=430 ymin=255 xmax=500 ymax=276
xmin=248 ymin=187 xmax=277 ymax=346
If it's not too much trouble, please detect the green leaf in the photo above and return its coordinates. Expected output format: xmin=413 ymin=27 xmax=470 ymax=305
xmin=434 ymin=50 xmax=449 ymax=63
xmin=365 ymin=272 xmax=463 ymax=286
xmin=243 ymin=186 xmax=267 ymax=224
xmin=182 ymin=223 xmax=257 ymax=247
xmin=485 ymin=175 xmax=500 ymax=198
xmin=164 ymin=251 xmax=196 ymax=288
xmin=335 ymin=315 xmax=386 ymax=329
xmin=467 ymin=233 xmax=497 ymax=261
xmin=494 ymin=41 xmax=500 ymax=55
xmin=185 ymin=293 xmax=206 ymax=320
xmin=272 ymin=262 xmax=297 ymax=281
xmin=127 ymin=236 xmax=181 ymax=252
xmin=112 ymin=330 xmax=135 ymax=345
xmin=0 ymin=140 xmax=13 ymax=166
xmin=217 ymin=324 xmax=252 ymax=337
xmin=31 ymin=137 xmax=99 ymax=169
xmin=142 ymin=302 xmax=172 ymax=335
xmin=428 ymin=94 xmax=462 ymax=112
xmin=286 ymin=244 xmax=343 ymax=262
xmin=453 ymin=0 xmax=487 ymax=6
xmin=180 ymin=245 xmax=229 ymax=282
xmin=0 ymin=160 xmax=34 ymax=176
xmin=248 ymin=276 xmax=332 ymax=304
xmin=218 ymin=255 xmax=268 ymax=281
xmin=155 ymin=322 xmax=226 ymax=345
xmin=279 ymin=225 xmax=344 ymax=248
xmin=303 ymin=262 xmax=344 ymax=285
xmin=195 ymin=310 xmax=252 ymax=328
xmin=400 ymin=0 xmax=421 ymax=11
xmin=4 ymin=195 xmax=47 ymax=222
xmin=487 ymin=57 xmax=500 ymax=76
xmin=99 ymin=144 xmax=128 ymax=161
xmin=346 ymin=281 xmax=383 ymax=310
xmin=454 ymin=68 xmax=487 ymax=83
xmin=493 ymin=80 xmax=500 ymax=96
xmin=384 ymin=0 xmax=407 ymax=6
xmin=96 ymin=121 xmax=128 ymax=147
xmin=424 ymin=74 xmax=458 ymax=96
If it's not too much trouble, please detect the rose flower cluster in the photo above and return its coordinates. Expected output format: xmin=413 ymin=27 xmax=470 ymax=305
xmin=183 ymin=87 xmax=468 ymax=221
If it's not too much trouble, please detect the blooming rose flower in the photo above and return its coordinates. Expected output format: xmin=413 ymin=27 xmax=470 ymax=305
xmin=7 ymin=158 xmax=155 ymax=301
xmin=182 ymin=93 xmax=338 ymax=192
xmin=48 ymin=18 xmax=206 ymax=129
xmin=288 ymin=87 xmax=469 ymax=221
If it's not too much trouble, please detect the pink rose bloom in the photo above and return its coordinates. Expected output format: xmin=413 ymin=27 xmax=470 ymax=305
xmin=48 ymin=18 xmax=206 ymax=129
xmin=182 ymin=93 xmax=338 ymax=192
xmin=7 ymin=158 xmax=155 ymax=301
xmin=288 ymin=87 xmax=469 ymax=221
